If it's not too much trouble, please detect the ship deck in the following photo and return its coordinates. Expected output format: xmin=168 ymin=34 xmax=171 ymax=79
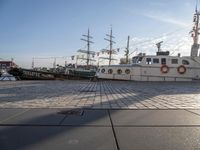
xmin=0 ymin=80 xmax=200 ymax=149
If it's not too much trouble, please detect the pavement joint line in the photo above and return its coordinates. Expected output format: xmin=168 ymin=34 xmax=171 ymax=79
xmin=58 ymin=115 xmax=69 ymax=125
xmin=108 ymin=110 xmax=120 ymax=150
xmin=0 ymin=124 xmax=112 ymax=127
xmin=113 ymin=125 xmax=200 ymax=127
xmin=184 ymin=109 xmax=200 ymax=117
xmin=0 ymin=109 xmax=31 ymax=124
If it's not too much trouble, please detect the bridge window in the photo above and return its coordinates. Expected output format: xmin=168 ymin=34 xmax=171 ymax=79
xmin=161 ymin=58 xmax=166 ymax=65
xmin=146 ymin=58 xmax=152 ymax=65
xmin=108 ymin=69 xmax=113 ymax=74
xmin=153 ymin=58 xmax=159 ymax=64
xmin=133 ymin=56 xmax=144 ymax=64
xmin=101 ymin=69 xmax=105 ymax=73
xmin=171 ymin=59 xmax=178 ymax=64
xmin=125 ymin=69 xmax=130 ymax=74
xmin=138 ymin=57 xmax=143 ymax=63
xmin=182 ymin=60 xmax=189 ymax=65
xmin=117 ymin=69 xmax=122 ymax=74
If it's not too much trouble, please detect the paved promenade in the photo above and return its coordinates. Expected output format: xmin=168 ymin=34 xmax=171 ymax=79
xmin=0 ymin=80 xmax=200 ymax=150
xmin=0 ymin=80 xmax=200 ymax=109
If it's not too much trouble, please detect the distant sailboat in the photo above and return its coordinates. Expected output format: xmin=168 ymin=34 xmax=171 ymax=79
xmin=0 ymin=70 xmax=16 ymax=81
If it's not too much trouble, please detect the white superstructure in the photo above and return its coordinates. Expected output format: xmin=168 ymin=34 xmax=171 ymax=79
xmin=97 ymin=7 xmax=200 ymax=81
xmin=97 ymin=54 xmax=200 ymax=81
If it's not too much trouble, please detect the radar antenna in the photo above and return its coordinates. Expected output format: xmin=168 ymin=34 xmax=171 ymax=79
xmin=156 ymin=41 xmax=163 ymax=52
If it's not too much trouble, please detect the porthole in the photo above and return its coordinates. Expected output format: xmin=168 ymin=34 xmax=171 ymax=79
xmin=101 ymin=69 xmax=105 ymax=73
xmin=117 ymin=69 xmax=122 ymax=74
xmin=108 ymin=69 xmax=113 ymax=74
xmin=125 ymin=69 xmax=130 ymax=74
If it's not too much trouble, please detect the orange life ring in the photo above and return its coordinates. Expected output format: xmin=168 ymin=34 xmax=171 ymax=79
xmin=160 ymin=65 xmax=169 ymax=73
xmin=177 ymin=65 xmax=186 ymax=74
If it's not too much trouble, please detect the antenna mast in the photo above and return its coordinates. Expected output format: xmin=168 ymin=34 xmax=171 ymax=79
xmin=125 ymin=36 xmax=130 ymax=64
xmin=78 ymin=29 xmax=95 ymax=67
xmin=190 ymin=3 xmax=200 ymax=57
xmin=32 ymin=58 xmax=34 ymax=69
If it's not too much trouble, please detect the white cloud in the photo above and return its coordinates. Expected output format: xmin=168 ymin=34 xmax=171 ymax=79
xmin=148 ymin=1 xmax=167 ymax=7
xmin=143 ymin=13 xmax=190 ymax=27
xmin=127 ymin=34 xmax=192 ymax=57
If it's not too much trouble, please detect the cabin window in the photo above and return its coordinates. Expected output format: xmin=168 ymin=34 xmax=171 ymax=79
xmin=161 ymin=58 xmax=166 ymax=65
xmin=146 ymin=58 xmax=152 ymax=65
xmin=117 ymin=69 xmax=122 ymax=74
xmin=101 ymin=69 xmax=105 ymax=73
xmin=153 ymin=58 xmax=159 ymax=64
xmin=108 ymin=69 xmax=113 ymax=74
xmin=182 ymin=60 xmax=189 ymax=65
xmin=125 ymin=69 xmax=130 ymax=74
xmin=171 ymin=59 xmax=178 ymax=64
xmin=138 ymin=57 xmax=143 ymax=63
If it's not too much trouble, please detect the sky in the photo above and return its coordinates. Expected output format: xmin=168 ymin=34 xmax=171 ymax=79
xmin=0 ymin=0 xmax=198 ymax=68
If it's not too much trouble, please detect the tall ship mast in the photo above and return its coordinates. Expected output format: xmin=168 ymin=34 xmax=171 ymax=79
xmin=77 ymin=29 xmax=96 ymax=67
xmin=190 ymin=5 xmax=200 ymax=57
xmin=100 ymin=27 xmax=118 ymax=65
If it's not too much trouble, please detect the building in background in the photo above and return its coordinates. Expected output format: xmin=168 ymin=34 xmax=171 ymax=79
xmin=0 ymin=61 xmax=18 ymax=70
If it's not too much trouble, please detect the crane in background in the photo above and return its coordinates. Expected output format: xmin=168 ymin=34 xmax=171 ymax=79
xmin=32 ymin=56 xmax=70 ymax=69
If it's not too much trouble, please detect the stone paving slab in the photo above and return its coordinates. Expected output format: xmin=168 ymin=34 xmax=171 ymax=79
xmin=61 ymin=109 xmax=111 ymax=126
xmin=0 ymin=109 xmax=65 ymax=125
xmin=0 ymin=126 xmax=117 ymax=150
xmin=0 ymin=108 xmax=200 ymax=149
xmin=186 ymin=110 xmax=200 ymax=116
xmin=0 ymin=108 xmax=29 ymax=124
xmin=0 ymin=80 xmax=200 ymax=109
xmin=115 ymin=127 xmax=200 ymax=150
xmin=110 ymin=110 xmax=200 ymax=126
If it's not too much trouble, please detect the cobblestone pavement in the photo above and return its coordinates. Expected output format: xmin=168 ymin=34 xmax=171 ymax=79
xmin=0 ymin=80 xmax=200 ymax=109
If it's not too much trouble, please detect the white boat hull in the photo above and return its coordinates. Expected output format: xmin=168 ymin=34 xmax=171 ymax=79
xmin=97 ymin=65 xmax=200 ymax=81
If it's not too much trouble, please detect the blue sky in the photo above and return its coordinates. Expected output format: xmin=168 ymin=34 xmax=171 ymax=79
xmin=0 ymin=0 xmax=197 ymax=68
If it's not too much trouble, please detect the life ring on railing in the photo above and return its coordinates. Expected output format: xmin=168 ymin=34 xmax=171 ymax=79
xmin=177 ymin=65 xmax=186 ymax=74
xmin=160 ymin=65 xmax=169 ymax=73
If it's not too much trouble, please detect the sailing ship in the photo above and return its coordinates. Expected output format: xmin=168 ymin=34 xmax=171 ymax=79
xmin=65 ymin=29 xmax=96 ymax=78
xmin=96 ymin=8 xmax=200 ymax=81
